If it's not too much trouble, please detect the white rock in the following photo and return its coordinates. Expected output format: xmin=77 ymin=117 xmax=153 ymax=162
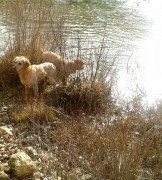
xmin=0 ymin=171 xmax=9 ymax=180
xmin=0 ymin=126 xmax=13 ymax=136
xmin=8 ymin=151 xmax=36 ymax=178
xmin=0 ymin=163 xmax=3 ymax=171
xmin=1 ymin=106 xmax=8 ymax=112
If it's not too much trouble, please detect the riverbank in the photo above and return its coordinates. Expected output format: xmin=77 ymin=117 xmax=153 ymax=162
xmin=1 ymin=80 xmax=162 ymax=179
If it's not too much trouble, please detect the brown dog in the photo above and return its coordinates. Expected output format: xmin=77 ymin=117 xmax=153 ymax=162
xmin=40 ymin=51 xmax=85 ymax=85
xmin=34 ymin=35 xmax=85 ymax=85
xmin=13 ymin=56 xmax=57 ymax=102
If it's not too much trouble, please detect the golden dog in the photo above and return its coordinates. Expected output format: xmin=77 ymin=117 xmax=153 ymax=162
xmin=13 ymin=56 xmax=57 ymax=102
xmin=40 ymin=51 xmax=85 ymax=86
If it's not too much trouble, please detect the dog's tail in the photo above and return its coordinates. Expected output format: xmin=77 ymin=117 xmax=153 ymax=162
xmin=34 ymin=34 xmax=44 ymax=54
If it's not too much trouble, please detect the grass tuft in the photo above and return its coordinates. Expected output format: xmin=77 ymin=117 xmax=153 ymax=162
xmin=12 ymin=102 xmax=60 ymax=123
xmin=45 ymin=81 xmax=112 ymax=116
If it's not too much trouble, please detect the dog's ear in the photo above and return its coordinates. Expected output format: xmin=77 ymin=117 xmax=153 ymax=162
xmin=13 ymin=57 xmax=18 ymax=65
xmin=73 ymin=59 xmax=85 ymax=70
xmin=13 ymin=57 xmax=17 ymax=62
xmin=12 ymin=57 xmax=17 ymax=68
xmin=13 ymin=56 xmax=21 ymax=67
xmin=23 ymin=58 xmax=31 ymax=68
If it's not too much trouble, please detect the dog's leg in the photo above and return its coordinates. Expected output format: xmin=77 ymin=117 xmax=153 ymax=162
xmin=62 ymin=77 xmax=67 ymax=86
xmin=33 ymin=84 xmax=39 ymax=100
xmin=25 ymin=86 xmax=29 ymax=103
xmin=41 ymin=79 xmax=47 ymax=100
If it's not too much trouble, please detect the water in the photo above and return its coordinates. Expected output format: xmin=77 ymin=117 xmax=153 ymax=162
xmin=118 ymin=0 xmax=162 ymax=105
xmin=64 ymin=0 xmax=146 ymax=55
xmin=138 ymin=0 xmax=162 ymax=104
xmin=0 ymin=0 xmax=160 ymax=104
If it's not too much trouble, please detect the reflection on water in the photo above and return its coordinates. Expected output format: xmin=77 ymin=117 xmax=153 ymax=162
xmin=0 ymin=0 xmax=152 ymax=101
xmin=136 ymin=0 xmax=162 ymax=104
xmin=118 ymin=0 xmax=162 ymax=105
xmin=64 ymin=0 xmax=146 ymax=58
xmin=0 ymin=0 xmax=146 ymax=57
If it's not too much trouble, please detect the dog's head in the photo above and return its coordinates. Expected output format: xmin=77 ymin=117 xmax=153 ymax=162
xmin=13 ymin=56 xmax=31 ymax=72
xmin=73 ymin=59 xmax=85 ymax=70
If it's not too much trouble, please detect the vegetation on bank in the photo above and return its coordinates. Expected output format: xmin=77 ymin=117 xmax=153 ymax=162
xmin=0 ymin=0 xmax=162 ymax=179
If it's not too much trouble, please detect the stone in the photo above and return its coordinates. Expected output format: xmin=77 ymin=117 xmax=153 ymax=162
xmin=3 ymin=154 xmax=9 ymax=159
xmin=8 ymin=151 xmax=36 ymax=178
xmin=0 ymin=144 xmax=5 ymax=148
xmin=0 ymin=171 xmax=9 ymax=180
xmin=33 ymin=172 xmax=44 ymax=180
xmin=81 ymin=174 xmax=92 ymax=180
xmin=2 ymin=163 xmax=10 ymax=173
xmin=1 ymin=105 xmax=8 ymax=113
xmin=0 ymin=112 xmax=9 ymax=121
xmin=3 ymin=135 xmax=13 ymax=143
xmin=0 ymin=164 xmax=3 ymax=171
xmin=24 ymin=146 xmax=37 ymax=158
xmin=0 ymin=126 xmax=13 ymax=136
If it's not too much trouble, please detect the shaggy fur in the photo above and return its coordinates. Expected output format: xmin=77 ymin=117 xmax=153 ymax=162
xmin=40 ymin=51 xmax=85 ymax=86
xmin=13 ymin=56 xmax=57 ymax=101
xmin=34 ymin=35 xmax=85 ymax=85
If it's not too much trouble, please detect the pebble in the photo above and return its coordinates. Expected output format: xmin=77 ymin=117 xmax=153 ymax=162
xmin=0 ymin=112 xmax=9 ymax=122
xmin=0 ymin=126 xmax=13 ymax=136
xmin=0 ymin=171 xmax=9 ymax=179
xmin=0 ymin=163 xmax=4 ymax=171
xmin=24 ymin=146 xmax=38 ymax=158
xmin=34 ymin=172 xmax=44 ymax=180
xmin=2 ymin=163 xmax=10 ymax=173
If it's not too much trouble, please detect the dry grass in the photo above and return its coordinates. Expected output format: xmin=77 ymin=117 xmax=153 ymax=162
xmin=44 ymin=82 xmax=112 ymax=116
xmin=0 ymin=54 xmax=19 ymax=90
xmin=9 ymin=101 xmax=162 ymax=179
xmin=12 ymin=102 xmax=60 ymax=123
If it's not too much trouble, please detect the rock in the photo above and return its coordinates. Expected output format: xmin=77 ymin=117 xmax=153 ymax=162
xmin=24 ymin=146 xmax=38 ymax=158
xmin=0 ymin=171 xmax=9 ymax=180
xmin=81 ymin=174 xmax=92 ymax=180
xmin=2 ymin=163 xmax=10 ymax=173
xmin=40 ymin=152 xmax=49 ymax=162
xmin=0 ymin=126 xmax=13 ymax=136
xmin=33 ymin=172 xmax=44 ymax=180
xmin=1 ymin=105 xmax=8 ymax=113
xmin=3 ymin=135 xmax=13 ymax=143
xmin=0 ymin=154 xmax=3 ymax=161
xmin=0 ymin=143 xmax=5 ymax=148
xmin=8 ymin=151 xmax=36 ymax=178
xmin=3 ymin=153 xmax=9 ymax=160
xmin=0 ymin=164 xmax=3 ymax=171
xmin=0 ymin=112 xmax=9 ymax=122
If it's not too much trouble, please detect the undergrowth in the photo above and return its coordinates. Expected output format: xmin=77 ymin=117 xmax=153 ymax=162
xmin=9 ymin=101 xmax=162 ymax=179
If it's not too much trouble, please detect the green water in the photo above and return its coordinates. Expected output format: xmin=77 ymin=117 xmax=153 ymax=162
xmin=0 ymin=0 xmax=147 ymax=61
xmin=57 ymin=0 xmax=146 ymax=61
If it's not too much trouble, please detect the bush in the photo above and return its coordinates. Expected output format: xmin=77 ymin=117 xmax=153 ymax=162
xmin=45 ymin=82 xmax=112 ymax=116
xmin=11 ymin=105 xmax=162 ymax=179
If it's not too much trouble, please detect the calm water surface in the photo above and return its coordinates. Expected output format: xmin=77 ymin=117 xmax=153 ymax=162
xmin=118 ymin=0 xmax=162 ymax=104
